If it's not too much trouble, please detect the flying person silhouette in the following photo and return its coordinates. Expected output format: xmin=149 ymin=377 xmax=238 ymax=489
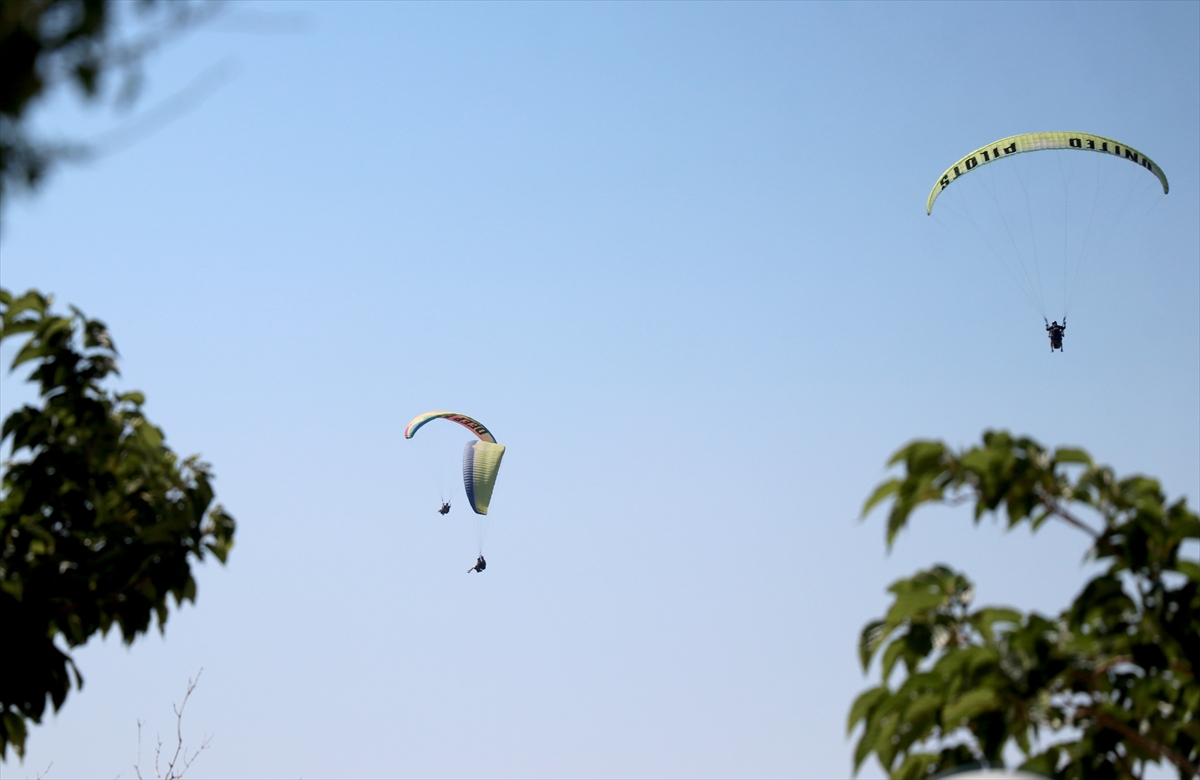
xmin=1045 ymin=318 xmax=1066 ymax=352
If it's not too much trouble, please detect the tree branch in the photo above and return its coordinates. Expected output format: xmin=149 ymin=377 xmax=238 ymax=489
xmin=132 ymin=671 xmax=209 ymax=780
xmin=163 ymin=669 xmax=205 ymax=779
xmin=1080 ymin=709 xmax=1198 ymax=777
xmin=1042 ymin=497 xmax=1101 ymax=540
xmin=1092 ymin=655 xmax=1133 ymax=674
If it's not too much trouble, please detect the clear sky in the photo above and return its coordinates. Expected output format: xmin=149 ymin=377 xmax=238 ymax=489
xmin=2 ymin=2 xmax=1197 ymax=778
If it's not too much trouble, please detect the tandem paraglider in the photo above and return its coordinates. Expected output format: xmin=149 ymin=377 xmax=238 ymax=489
xmin=405 ymin=411 xmax=506 ymax=572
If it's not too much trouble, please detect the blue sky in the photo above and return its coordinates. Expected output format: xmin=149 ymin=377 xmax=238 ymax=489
xmin=2 ymin=2 xmax=1197 ymax=777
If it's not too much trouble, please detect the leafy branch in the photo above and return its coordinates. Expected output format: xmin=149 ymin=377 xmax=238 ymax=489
xmin=851 ymin=431 xmax=1199 ymax=779
xmin=1 ymin=289 xmax=235 ymax=760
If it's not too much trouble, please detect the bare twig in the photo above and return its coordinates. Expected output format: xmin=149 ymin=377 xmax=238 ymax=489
xmin=133 ymin=718 xmax=144 ymax=779
xmin=131 ymin=670 xmax=211 ymax=780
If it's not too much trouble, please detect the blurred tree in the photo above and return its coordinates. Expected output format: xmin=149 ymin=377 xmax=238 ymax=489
xmin=0 ymin=290 xmax=235 ymax=760
xmin=850 ymin=432 xmax=1199 ymax=779
xmin=0 ymin=0 xmax=215 ymax=201
xmin=2 ymin=3 xmax=235 ymax=762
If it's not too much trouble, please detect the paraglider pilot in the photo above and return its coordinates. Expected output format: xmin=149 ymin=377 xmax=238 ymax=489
xmin=1045 ymin=318 xmax=1066 ymax=352
xmin=468 ymin=555 xmax=486 ymax=573
xmin=438 ymin=502 xmax=451 ymax=515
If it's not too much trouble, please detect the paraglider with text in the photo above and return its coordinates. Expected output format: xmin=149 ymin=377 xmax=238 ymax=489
xmin=927 ymin=131 xmax=1168 ymax=352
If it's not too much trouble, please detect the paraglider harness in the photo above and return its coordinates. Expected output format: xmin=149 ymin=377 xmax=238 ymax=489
xmin=468 ymin=555 xmax=486 ymax=573
xmin=438 ymin=502 xmax=451 ymax=515
xmin=1045 ymin=317 xmax=1066 ymax=352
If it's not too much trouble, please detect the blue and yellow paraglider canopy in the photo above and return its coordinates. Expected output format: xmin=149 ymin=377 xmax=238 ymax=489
xmin=405 ymin=411 xmax=505 ymax=515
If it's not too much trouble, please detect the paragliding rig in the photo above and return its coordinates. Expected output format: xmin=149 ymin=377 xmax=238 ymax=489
xmin=1044 ymin=317 xmax=1066 ymax=353
xmin=404 ymin=411 xmax=506 ymax=516
xmin=926 ymin=132 xmax=1166 ymax=350
xmin=406 ymin=411 xmax=506 ymax=571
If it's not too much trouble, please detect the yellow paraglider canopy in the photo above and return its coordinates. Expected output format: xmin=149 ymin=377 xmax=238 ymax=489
xmin=927 ymin=131 xmax=1168 ymax=215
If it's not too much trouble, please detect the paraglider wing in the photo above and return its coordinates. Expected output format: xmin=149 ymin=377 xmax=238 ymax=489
xmin=405 ymin=410 xmax=505 ymax=514
xmin=927 ymin=131 xmax=1169 ymax=215
xmin=404 ymin=411 xmax=497 ymax=443
xmin=463 ymin=440 xmax=505 ymax=515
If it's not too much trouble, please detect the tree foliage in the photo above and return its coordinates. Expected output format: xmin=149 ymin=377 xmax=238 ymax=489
xmin=851 ymin=431 xmax=1199 ymax=779
xmin=0 ymin=0 xmax=215 ymax=200
xmin=0 ymin=289 xmax=235 ymax=760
